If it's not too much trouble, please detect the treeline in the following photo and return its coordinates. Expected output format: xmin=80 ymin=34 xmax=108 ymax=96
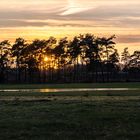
xmin=0 ymin=34 xmax=140 ymax=83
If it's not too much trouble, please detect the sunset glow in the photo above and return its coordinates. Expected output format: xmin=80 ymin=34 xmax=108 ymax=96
xmin=0 ymin=0 xmax=140 ymax=53
xmin=44 ymin=56 xmax=49 ymax=62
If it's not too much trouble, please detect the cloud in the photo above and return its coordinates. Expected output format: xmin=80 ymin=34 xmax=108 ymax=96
xmin=60 ymin=7 xmax=93 ymax=16
xmin=117 ymin=35 xmax=140 ymax=43
xmin=0 ymin=0 xmax=139 ymax=52
xmin=59 ymin=0 xmax=96 ymax=15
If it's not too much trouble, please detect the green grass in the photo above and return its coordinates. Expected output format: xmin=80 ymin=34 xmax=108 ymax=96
xmin=0 ymin=82 xmax=140 ymax=89
xmin=1 ymin=99 xmax=140 ymax=140
xmin=0 ymin=83 xmax=140 ymax=140
xmin=0 ymin=90 xmax=140 ymax=100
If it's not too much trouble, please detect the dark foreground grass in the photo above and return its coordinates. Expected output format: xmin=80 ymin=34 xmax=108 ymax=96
xmin=0 ymin=83 xmax=140 ymax=140
xmin=0 ymin=98 xmax=140 ymax=140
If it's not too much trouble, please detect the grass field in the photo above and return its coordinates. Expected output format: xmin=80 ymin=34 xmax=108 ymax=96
xmin=0 ymin=83 xmax=140 ymax=140
xmin=0 ymin=82 xmax=140 ymax=89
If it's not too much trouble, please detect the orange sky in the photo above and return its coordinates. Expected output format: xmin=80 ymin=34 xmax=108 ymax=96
xmin=0 ymin=0 xmax=140 ymax=53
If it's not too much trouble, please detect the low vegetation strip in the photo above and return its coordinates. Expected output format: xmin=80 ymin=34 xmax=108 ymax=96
xmin=0 ymin=88 xmax=139 ymax=93
xmin=0 ymin=96 xmax=140 ymax=102
xmin=0 ymin=82 xmax=140 ymax=89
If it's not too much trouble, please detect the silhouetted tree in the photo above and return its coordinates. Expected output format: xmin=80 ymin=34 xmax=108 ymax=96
xmin=121 ymin=47 xmax=131 ymax=70
xmin=0 ymin=40 xmax=11 ymax=83
xmin=0 ymin=34 xmax=139 ymax=83
xmin=100 ymin=35 xmax=116 ymax=81
xmin=11 ymin=38 xmax=27 ymax=82
xmin=129 ymin=51 xmax=140 ymax=68
xmin=53 ymin=37 xmax=68 ymax=82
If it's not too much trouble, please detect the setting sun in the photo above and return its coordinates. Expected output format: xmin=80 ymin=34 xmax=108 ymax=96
xmin=44 ymin=56 xmax=49 ymax=62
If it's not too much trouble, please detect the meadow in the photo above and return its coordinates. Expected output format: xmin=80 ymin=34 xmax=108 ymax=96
xmin=0 ymin=83 xmax=140 ymax=140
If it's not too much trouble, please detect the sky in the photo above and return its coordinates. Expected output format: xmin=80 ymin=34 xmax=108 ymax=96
xmin=0 ymin=0 xmax=140 ymax=53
